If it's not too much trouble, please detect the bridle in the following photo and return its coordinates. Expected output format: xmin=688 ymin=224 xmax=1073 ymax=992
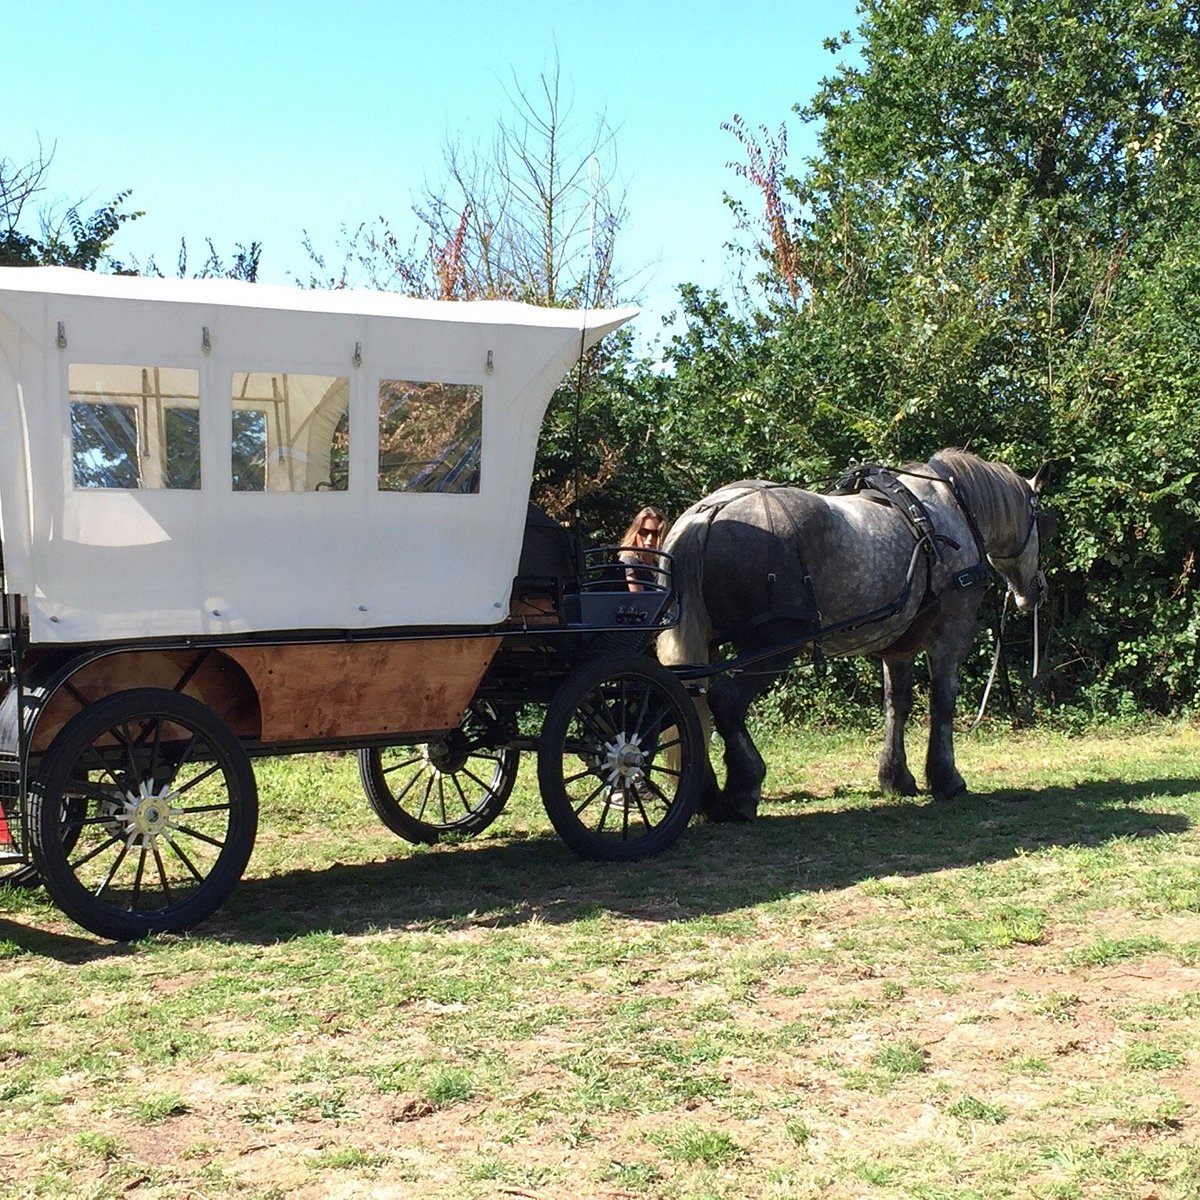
xmin=984 ymin=492 xmax=1055 ymax=566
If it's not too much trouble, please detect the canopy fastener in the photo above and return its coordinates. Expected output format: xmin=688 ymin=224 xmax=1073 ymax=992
xmin=201 ymin=327 xmax=211 ymax=354
xmin=486 ymin=349 xmax=494 ymax=373
xmin=56 ymin=321 xmax=67 ymax=349
xmin=353 ymin=341 xmax=362 ymax=367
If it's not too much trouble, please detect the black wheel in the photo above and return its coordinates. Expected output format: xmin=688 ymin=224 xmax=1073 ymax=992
xmin=1 ymin=793 xmax=88 ymax=890
xmin=0 ymin=864 xmax=39 ymax=889
xmin=358 ymin=703 xmax=517 ymax=844
xmin=537 ymin=654 xmax=703 ymax=861
xmin=29 ymin=689 xmax=258 ymax=941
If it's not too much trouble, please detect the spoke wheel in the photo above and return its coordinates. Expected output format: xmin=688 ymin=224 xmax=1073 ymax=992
xmin=0 ymin=864 xmax=40 ymax=889
xmin=30 ymin=689 xmax=257 ymax=941
xmin=538 ymin=654 xmax=702 ymax=861
xmin=358 ymin=703 xmax=517 ymax=844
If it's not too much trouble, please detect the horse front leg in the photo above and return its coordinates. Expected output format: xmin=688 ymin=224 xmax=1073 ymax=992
xmin=924 ymin=640 xmax=969 ymax=800
xmin=878 ymin=654 xmax=918 ymax=796
xmin=706 ymin=672 xmax=771 ymax=821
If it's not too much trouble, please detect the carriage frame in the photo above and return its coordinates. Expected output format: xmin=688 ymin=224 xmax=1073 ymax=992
xmin=0 ymin=268 xmax=706 ymax=940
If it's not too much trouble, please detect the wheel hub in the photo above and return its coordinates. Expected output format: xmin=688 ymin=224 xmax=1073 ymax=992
xmin=423 ymin=731 xmax=470 ymax=775
xmin=106 ymin=779 xmax=182 ymax=846
xmin=600 ymin=733 xmax=646 ymax=786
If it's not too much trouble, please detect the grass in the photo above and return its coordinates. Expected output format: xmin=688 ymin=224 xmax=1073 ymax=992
xmin=2 ymin=718 xmax=1200 ymax=1198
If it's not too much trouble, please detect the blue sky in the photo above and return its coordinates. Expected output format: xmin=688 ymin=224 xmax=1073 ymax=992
xmin=4 ymin=0 xmax=861 ymax=337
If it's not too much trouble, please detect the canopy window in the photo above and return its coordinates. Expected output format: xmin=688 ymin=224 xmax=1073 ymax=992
xmin=231 ymin=372 xmax=350 ymax=492
xmin=69 ymin=364 xmax=201 ymax=490
xmin=378 ymin=379 xmax=482 ymax=494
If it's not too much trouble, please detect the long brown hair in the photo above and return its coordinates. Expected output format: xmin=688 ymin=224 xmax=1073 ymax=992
xmin=620 ymin=505 xmax=668 ymax=552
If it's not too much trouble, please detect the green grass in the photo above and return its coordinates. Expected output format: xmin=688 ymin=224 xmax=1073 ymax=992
xmin=2 ymin=720 xmax=1200 ymax=1199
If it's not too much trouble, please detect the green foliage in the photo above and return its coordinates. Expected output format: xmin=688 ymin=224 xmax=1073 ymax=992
xmin=639 ymin=0 xmax=1200 ymax=718
xmin=946 ymin=1094 xmax=1009 ymax=1123
xmin=2 ymin=144 xmax=261 ymax=280
xmin=0 ymin=182 xmax=139 ymax=272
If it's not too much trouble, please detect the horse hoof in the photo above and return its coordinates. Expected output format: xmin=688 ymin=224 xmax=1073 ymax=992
xmin=724 ymin=795 xmax=759 ymax=822
xmin=932 ymin=781 xmax=968 ymax=802
xmin=700 ymin=795 xmax=758 ymax=823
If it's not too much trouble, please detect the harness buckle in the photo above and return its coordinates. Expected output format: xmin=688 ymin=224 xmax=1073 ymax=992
xmin=954 ymin=564 xmax=991 ymax=590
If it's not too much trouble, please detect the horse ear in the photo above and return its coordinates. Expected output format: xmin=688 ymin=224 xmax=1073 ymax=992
xmin=1029 ymin=460 xmax=1054 ymax=495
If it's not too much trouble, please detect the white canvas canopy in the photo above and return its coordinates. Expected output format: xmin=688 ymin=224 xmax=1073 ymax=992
xmin=0 ymin=267 xmax=636 ymax=644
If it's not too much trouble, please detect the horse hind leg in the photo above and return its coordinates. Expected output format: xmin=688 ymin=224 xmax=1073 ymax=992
xmin=666 ymin=689 xmax=721 ymax=817
xmin=878 ymin=654 xmax=919 ymax=797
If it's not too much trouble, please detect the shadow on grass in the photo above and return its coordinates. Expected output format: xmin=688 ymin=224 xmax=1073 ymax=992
xmin=3 ymin=775 xmax=1195 ymax=952
xmin=209 ymin=774 xmax=1197 ymax=942
xmin=0 ymin=913 xmax=118 ymax=960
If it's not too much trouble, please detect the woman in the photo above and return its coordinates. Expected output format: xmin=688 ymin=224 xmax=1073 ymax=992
xmin=618 ymin=505 xmax=668 ymax=592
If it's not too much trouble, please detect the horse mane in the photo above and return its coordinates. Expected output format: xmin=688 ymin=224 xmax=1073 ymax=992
xmin=927 ymin=448 xmax=1032 ymax=555
xmin=657 ymin=510 xmax=714 ymax=667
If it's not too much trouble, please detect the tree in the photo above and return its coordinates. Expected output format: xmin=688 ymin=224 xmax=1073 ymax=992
xmin=1 ymin=143 xmax=260 ymax=282
xmin=658 ymin=0 xmax=1200 ymax=715
xmin=306 ymin=55 xmax=626 ymax=309
xmin=305 ymin=57 xmax=637 ymax=529
xmin=0 ymin=143 xmax=139 ymax=270
xmin=138 ymin=236 xmax=262 ymax=282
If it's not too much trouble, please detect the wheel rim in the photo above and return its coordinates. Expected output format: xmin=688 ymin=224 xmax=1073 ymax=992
xmin=361 ymin=700 xmax=516 ymax=843
xmin=561 ymin=672 xmax=689 ymax=843
xmin=47 ymin=710 xmax=243 ymax=920
xmin=375 ymin=738 xmax=513 ymax=828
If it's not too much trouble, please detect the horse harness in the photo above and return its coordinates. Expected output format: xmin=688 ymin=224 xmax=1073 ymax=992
xmin=829 ymin=464 xmax=993 ymax=656
xmin=689 ymin=465 xmax=995 ymax=669
xmin=831 ymin=464 xmax=993 ymax=591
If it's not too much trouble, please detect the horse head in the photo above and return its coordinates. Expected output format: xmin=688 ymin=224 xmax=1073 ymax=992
xmin=935 ymin=451 xmax=1055 ymax=613
xmin=987 ymin=459 xmax=1054 ymax=613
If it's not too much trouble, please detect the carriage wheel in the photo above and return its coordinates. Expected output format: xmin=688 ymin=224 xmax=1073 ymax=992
xmin=29 ymin=689 xmax=257 ymax=942
xmin=358 ymin=703 xmax=517 ymax=844
xmin=1 ymin=792 xmax=90 ymax=890
xmin=0 ymin=864 xmax=39 ymax=888
xmin=537 ymin=654 xmax=703 ymax=861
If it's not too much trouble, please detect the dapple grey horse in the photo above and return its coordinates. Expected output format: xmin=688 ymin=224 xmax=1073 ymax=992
xmin=658 ymin=449 xmax=1053 ymax=819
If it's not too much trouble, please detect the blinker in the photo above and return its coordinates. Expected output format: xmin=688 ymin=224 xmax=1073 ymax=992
xmin=1036 ymin=511 xmax=1057 ymax=543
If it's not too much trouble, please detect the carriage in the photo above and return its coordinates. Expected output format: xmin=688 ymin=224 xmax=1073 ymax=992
xmin=0 ymin=267 xmax=705 ymax=941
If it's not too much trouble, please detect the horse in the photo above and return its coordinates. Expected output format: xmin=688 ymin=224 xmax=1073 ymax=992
xmin=657 ymin=449 xmax=1053 ymax=820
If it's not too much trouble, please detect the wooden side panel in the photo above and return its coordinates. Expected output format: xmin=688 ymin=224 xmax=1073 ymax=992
xmin=31 ymin=649 xmax=260 ymax=751
xmin=223 ymin=637 xmax=501 ymax=743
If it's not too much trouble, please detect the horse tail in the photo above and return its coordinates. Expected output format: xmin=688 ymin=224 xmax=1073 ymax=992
xmin=657 ymin=508 xmax=714 ymax=667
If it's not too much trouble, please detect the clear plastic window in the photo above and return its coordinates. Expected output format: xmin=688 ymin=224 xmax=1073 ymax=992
xmin=231 ymin=373 xmax=349 ymax=492
xmin=231 ymin=410 xmax=267 ymax=492
xmin=69 ymin=364 xmax=201 ymax=489
xmin=378 ymin=379 xmax=482 ymax=493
